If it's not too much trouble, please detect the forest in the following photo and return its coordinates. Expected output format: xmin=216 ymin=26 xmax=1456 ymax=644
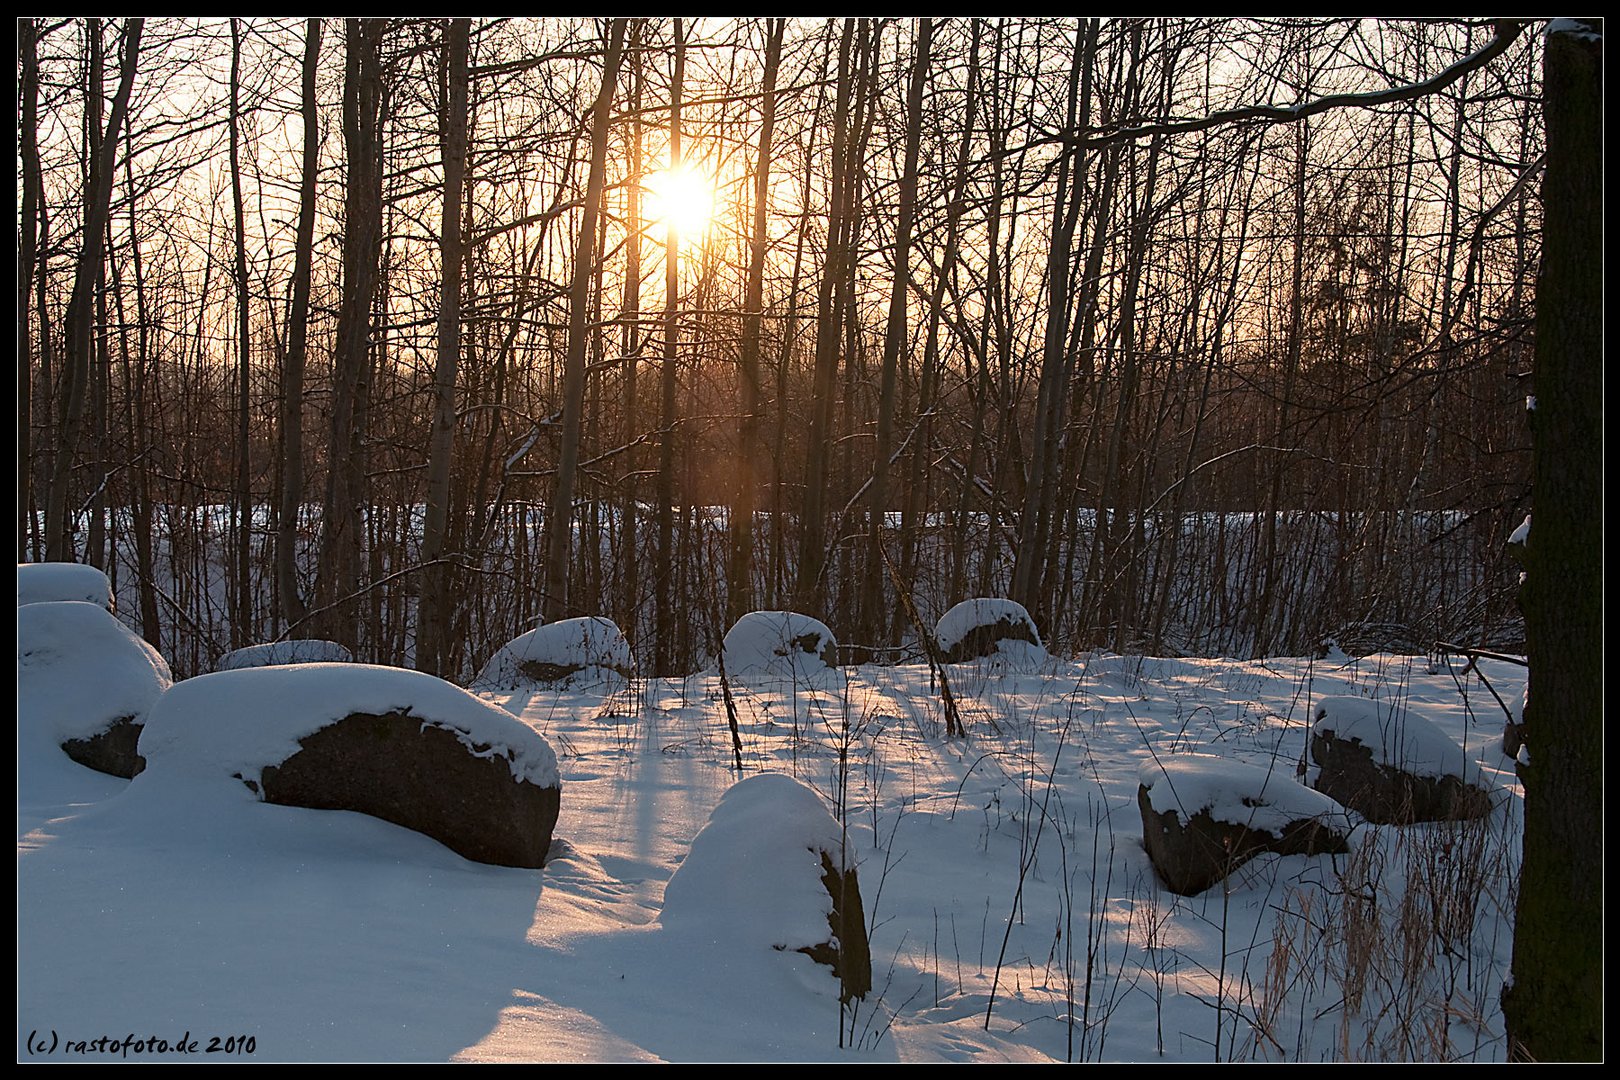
xmin=20 ymin=17 xmax=1607 ymax=1064
xmin=17 ymin=18 xmax=1542 ymax=681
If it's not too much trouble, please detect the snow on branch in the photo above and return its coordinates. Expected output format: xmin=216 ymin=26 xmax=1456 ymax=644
xmin=1046 ymin=19 xmax=1530 ymax=151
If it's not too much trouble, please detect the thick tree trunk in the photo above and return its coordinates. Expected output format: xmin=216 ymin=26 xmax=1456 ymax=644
xmin=1502 ymin=19 xmax=1602 ymax=1064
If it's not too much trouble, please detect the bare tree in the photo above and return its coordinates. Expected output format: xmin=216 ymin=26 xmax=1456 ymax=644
xmin=542 ymin=19 xmax=626 ymax=624
xmin=45 ymin=18 xmax=143 ymax=562
xmin=276 ymin=18 xmax=321 ymax=634
xmin=318 ymin=17 xmax=386 ymax=650
xmin=725 ymin=18 xmax=785 ymax=626
xmin=858 ymin=17 xmax=932 ymax=651
xmin=418 ymin=17 xmax=471 ymax=674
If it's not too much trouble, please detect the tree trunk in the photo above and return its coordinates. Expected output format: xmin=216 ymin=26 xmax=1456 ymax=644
xmin=653 ymin=19 xmax=685 ymax=671
xmin=795 ymin=19 xmax=858 ymax=615
xmin=1502 ymin=18 xmax=1602 ymax=1063
xmin=617 ymin=21 xmax=644 ymax=646
xmin=544 ymin=18 xmax=625 ymax=625
xmin=1010 ymin=22 xmax=1093 ymax=611
xmin=319 ymin=18 xmax=386 ymax=651
xmin=277 ymin=18 xmax=320 ymax=633
xmin=858 ymin=18 xmax=931 ymax=651
xmin=46 ymin=19 xmax=143 ymax=563
xmin=419 ymin=17 xmax=471 ymax=674
xmin=18 ymin=19 xmax=41 ymax=561
xmin=120 ymin=145 xmax=162 ymax=649
xmin=229 ymin=19 xmax=254 ymax=648
xmin=726 ymin=18 xmax=784 ymax=626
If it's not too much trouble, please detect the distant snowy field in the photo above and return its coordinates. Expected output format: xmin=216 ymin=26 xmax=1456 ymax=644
xmin=18 ymin=650 xmax=1524 ymax=1062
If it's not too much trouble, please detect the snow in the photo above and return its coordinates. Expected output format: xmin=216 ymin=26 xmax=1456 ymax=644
xmin=720 ymin=610 xmax=840 ymax=684
xmin=471 ymin=617 xmax=634 ymax=691
xmin=1139 ymin=753 xmax=1351 ymax=839
xmin=19 ymin=649 xmax=1527 ymax=1061
xmin=933 ymin=598 xmax=1046 ymax=668
xmin=1546 ymin=18 xmax=1603 ymax=40
xmin=18 ymin=600 xmax=172 ymax=747
xmin=1508 ymin=514 xmax=1530 ymax=546
xmin=137 ymin=663 xmax=559 ymax=789
xmin=1311 ymin=695 xmax=1490 ymax=785
xmin=17 ymin=561 xmax=113 ymax=610
xmin=661 ymin=772 xmax=843 ymax=954
xmin=218 ymin=639 xmax=354 ymax=670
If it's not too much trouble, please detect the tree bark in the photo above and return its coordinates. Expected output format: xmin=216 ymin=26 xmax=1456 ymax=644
xmin=1502 ymin=18 xmax=1602 ymax=1064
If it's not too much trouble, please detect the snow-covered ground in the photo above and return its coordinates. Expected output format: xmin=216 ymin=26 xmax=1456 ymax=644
xmin=17 ymin=648 xmax=1524 ymax=1062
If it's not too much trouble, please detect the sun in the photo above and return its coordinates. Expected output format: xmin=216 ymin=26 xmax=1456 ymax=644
xmin=647 ymin=162 xmax=714 ymax=241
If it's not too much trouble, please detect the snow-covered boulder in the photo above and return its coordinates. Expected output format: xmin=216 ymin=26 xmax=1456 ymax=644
xmin=137 ymin=664 xmax=562 ymax=868
xmin=1138 ymin=754 xmax=1352 ymax=895
xmin=662 ymin=772 xmax=869 ymax=1001
xmin=217 ymin=639 xmax=354 ymax=671
xmin=19 ymin=600 xmax=171 ymax=778
xmin=934 ymin=598 xmax=1046 ymax=668
xmin=18 ymin=561 xmax=114 ymax=612
xmin=720 ymin=611 xmax=840 ymax=686
xmin=471 ymin=616 xmax=634 ymax=692
xmin=1309 ymin=696 xmax=1495 ymax=824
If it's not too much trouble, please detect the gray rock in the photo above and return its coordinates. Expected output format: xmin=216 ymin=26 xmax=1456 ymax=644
xmin=60 ymin=715 xmax=147 ymax=779
xmin=255 ymin=710 xmax=560 ymax=868
xmin=799 ymin=849 xmax=871 ymax=1003
xmin=1136 ymin=755 xmax=1352 ymax=895
xmin=1310 ymin=729 xmax=1492 ymax=825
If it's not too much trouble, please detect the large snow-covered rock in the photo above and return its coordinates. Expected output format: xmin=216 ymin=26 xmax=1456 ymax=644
xmin=934 ymin=598 xmax=1046 ymax=668
xmin=17 ymin=562 xmax=113 ymax=612
xmin=1138 ymin=754 xmax=1352 ymax=895
xmin=19 ymin=600 xmax=171 ymax=778
xmin=471 ymin=617 xmax=634 ymax=692
xmin=720 ymin=611 xmax=840 ymax=686
xmin=662 ymin=772 xmax=869 ymax=1001
xmin=137 ymin=664 xmax=562 ymax=868
xmin=1309 ymin=696 xmax=1495 ymax=824
xmin=218 ymin=639 xmax=354 ymax=671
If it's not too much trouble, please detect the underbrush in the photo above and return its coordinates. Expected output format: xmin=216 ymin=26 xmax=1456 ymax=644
xmin=763 ymin=650 xmax=1524 ymax=1062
